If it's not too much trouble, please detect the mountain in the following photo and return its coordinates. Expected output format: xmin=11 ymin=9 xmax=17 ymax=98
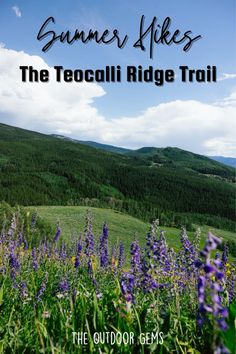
xmin=209 ymin=156 xmax=236 ymax=168
xmin=0 ymin=123 xmax=235 ymax=231
xmin=52 ymin=135 xmax=236 ymax=172
xmin=126 ymin=146 xmax=235 ymax=180
xmin=77 ymin=141 xmax=131 ymax=155
xmin=51 ymin=134 xmax=131 ymax=154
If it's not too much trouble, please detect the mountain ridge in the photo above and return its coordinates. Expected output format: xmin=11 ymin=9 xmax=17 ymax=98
xmin=50 ymin=133 xmax=236 ymax=169
xmin=0 ymin=123 xmax=235 ymax=231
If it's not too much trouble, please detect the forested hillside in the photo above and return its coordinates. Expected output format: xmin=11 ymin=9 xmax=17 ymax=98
xmin=0 ymin=123 xmax=235 ymax=231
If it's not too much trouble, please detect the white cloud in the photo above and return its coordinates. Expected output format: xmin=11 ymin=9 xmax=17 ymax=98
xmin=12 ymin=5 xmax=22 ymax=18
xmin=218 ymin=73 xmax=236 ymax=81
xmin=0 ymin=47 xmax=236 ymax=157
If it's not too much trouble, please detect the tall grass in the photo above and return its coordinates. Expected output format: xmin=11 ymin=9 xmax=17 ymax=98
xmin=0 ymin=209 xmax=235 ymax=353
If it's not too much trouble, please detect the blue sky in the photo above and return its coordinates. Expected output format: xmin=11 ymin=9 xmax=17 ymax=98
xmin=0 ymin=1 xmax=235 ymax=155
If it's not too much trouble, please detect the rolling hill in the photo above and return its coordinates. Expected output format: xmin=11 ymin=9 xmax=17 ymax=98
xmin=126 ymin=146 xmax=235 ymax=179
xmin=0 ymin=123 xmax=235 ymax=231
xmin=52 ymin=135 xmax=236 ymax=169
xmin=51 ymin=136 xmax=131 ymax=155
xmin=28 ymin=205 xmax=236 ymax=256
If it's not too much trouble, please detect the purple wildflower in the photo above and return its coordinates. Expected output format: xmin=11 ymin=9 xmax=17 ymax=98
xmin=178 ymin=228 xmax=197 ymax=276
xmin=141 ymin=272 xmax=158 ymax=293
xmin=200 ymin=232 xmax=221 ymax=257
xmin=99 ymin=223 xmax=109 ymax=268
xmin=130 ymin=240 xmax=141 ymax=275
xmin=35 ymin=272 xmax=48 ymax=303
xmin=23 ymin=238 xmax=28 ymax=250
xmin=54 ymin=226 xmax=61 ymax=243
xmin=17 ymin=232 xmax=23 ymax=246
xmin=59 ymin=243 xmax=67 ymax=261
xmin=30 ymin=212 xmax=37 ymax=230
xmin=20 ymin=282 xmax=28 ymax=298
xmin=120 ymin=272 xmax=135 ymax=303
xmin=9 ymin=243 xmax=20 ymax=280
xmin=58 ymin=278 xmax=69 ymax=294
xmin=74 ymin=240 xmax=82 ymax=269
xmin=214 ymin=344 xmax=230 ymax=354
xmin=32 ymin=247 xmax=38 ymax=271
xmin=197 ymin=233 xmax=229 ymax=334
xmin=221 ymin=244 xmax=228 ymax=268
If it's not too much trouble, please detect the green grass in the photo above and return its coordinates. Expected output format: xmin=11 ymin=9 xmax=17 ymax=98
xmin=0 ymin=205 xmax=235 ymax=353
xmin=28 ymin=206 xmax=149 ymax=253
xmin=28 ymin=206 xmax=235 ymax=254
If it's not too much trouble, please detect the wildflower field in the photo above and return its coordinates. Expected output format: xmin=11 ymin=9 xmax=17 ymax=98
xmin=0 ymin=207 xmax=235 ymax=353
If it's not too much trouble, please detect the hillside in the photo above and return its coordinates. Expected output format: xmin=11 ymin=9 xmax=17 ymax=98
xmin=29 ymin=206 xmax=236 ymax=254
xmin=126 ymin=146 xmax=235 ymax=180
xmin=77 ymin=141 xmax=131 ymax=154
xmin=51 ymin=135 xmax=131 ymax=155
xmin=0 ymin=123 xmax=235 ymax=231
xmin=53 ymin=135 xmax=236 ymax=169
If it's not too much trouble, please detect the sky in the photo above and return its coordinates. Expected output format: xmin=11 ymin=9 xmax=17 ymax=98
xmin=0 ymin=0 xmax=236 ymax=156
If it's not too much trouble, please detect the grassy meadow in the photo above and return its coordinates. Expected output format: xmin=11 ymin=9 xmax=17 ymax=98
xmin=0 ymin=205 xmax=235 ymax=353
xmin=28 ymin=205 xmax=236 ymax=256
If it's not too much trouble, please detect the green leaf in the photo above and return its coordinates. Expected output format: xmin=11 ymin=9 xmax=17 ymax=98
xmin=0 ymin=286 xmax=3 ymax=307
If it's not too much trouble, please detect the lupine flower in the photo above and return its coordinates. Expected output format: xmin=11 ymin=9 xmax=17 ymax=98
xmin=156 ymin=231 xmax=170 ymax=273
xmin=144 ymin=220 xmax=159 ymax=262
xmin=193 ymin=227 xmax=201 ymax=251
xmin=200 ymin=233 xmax=221 ymax=257
xmin=141 ymin=272 xmax=158 ymax=293
xmin=226 ymin=264 xmax=236 ymax=303
xmin=23 ymin=239 xmax=28 ymax=250
xmin=36 ymin=272 xmax=48 ymax=303
xmin=74 ymin=240 xmax=82 ymax=269
xmin=59 ymin=243 xmax=67 ymax=261
xmin=214 ymin=343 xmax=230 ymax=354
xmin=58 ymin=278 xmax=69 ymax=294
xmin=99 ymin=223 xmax=109 ymax=268
xmin=74 ymin=256 xmax=79 ymax=269
xmin=32 ymin=247 xmax=38 ymax=271
xmin=178 ymin=228 xmax=197 ymax=277
xmin=120 ymin=272 xmax=135 ymax=303
xmin=197 ymin=233 xmax=229 ymax=334
xmin=214 ymin=252 xmax=221 ymax=266
xmin=130 ymin=240 xmax=141 ymax=275
xmin=9 ymin=243 xmax=20 ymax=280
xmin=84 ymin=212 xmax=95 ymax=276
xmin=54 ymin=226 xmax=61 ymax=242
xmin=143 ymin=221 xmax=159 ymax=272
xmin=30 ymin=212 xmax=37 ymax=230
xmin=20 ymin=282 xmax=28 ymax=298
xmin=221 ymin=244 xmax=228 ymax=268
xmin=18 ymin=232 xmax=23 ymax=246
